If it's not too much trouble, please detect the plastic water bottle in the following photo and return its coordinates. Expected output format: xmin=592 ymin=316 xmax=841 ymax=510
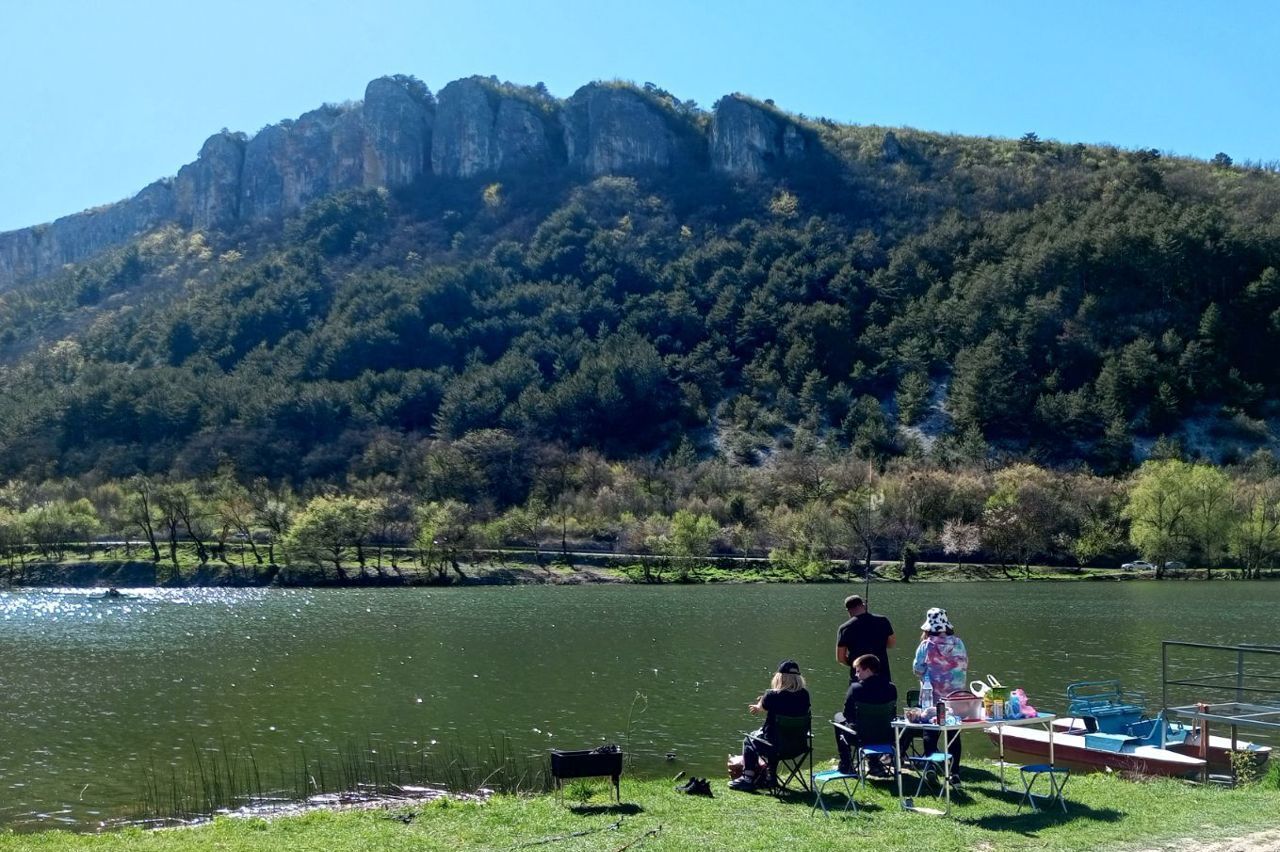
xmin=920 ymin=681 xmax=934 ymax=710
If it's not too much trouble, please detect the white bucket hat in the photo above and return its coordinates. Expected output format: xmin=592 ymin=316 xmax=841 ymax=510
xmin=921 ymin=607 xmax=953 ymax=633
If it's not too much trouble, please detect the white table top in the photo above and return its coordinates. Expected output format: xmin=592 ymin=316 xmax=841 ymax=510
xmin=890 ymin=712 xmax=1056 ymax=732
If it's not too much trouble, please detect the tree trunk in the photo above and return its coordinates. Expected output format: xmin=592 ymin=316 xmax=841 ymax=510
xmin=560 ymin=518 xmax=573 ymax=567
xmin=144 ymin=526 xmax=161 ymax=562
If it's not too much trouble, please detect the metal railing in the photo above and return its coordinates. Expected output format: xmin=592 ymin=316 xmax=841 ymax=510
xmin=1161 ymin=641 xmax=1280 ymax=732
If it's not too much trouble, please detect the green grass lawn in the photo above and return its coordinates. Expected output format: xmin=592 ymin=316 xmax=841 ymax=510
xmin=4 ymin=766 xmax=1277 ymax=852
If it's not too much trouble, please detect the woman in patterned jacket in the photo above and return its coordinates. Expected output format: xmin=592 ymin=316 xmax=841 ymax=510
xmin=912 ymin=607 xmax=969 ymax=781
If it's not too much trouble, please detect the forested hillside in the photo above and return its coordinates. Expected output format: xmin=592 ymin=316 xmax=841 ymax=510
xmin=4 ymin=82 xmax=1280 ymax=492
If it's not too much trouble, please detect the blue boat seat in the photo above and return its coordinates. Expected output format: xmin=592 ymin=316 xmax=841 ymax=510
xmin=1084 ymin=732 xmax=1135 ymax=752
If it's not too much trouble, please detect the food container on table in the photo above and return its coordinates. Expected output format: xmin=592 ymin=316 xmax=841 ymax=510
xmin=944 ymin=690 xmax=984 ymax=721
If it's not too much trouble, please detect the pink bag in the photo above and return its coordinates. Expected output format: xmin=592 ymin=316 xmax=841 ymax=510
xmin=727 ymin=753 xmax=765 ymax=779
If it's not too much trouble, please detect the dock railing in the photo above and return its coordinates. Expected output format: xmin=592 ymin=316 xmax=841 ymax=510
xmin=1161 ymin=641 xmax=1280 ymax=782
xmin=1161 ymin=641 xmax=1280 ymax=719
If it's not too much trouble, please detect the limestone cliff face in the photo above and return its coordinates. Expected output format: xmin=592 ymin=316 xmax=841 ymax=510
xmin=174 ymin=131 xmax=245 ymax=229
xmin=431 ymin=77 xmax=558 ymax=177
xmin=284 ymin=105 xmax=365 ymax=211
xmin=363 ymin=76 xmax=434 ymax=188
xmin=242 ymin=105 xmax=367 ymax=221
xmin=240 ymin=123 xmax=289 ymax=223
xmin=0 ymin=74 xmax=436 ymax=283
xmin=0 ymin=229 xmax=36 ymax=286
xmin=432 ymin=78 xmax=499 ymax=178
xmin=562 ymin=83 xmax=702 ymax=176
xmin=709 ymin=94 xmax=808 ymax=178
xmin=0 ymin=75 xmax=823 ymax=288
xmin=0 ymin=179 xmax=176 ymax=284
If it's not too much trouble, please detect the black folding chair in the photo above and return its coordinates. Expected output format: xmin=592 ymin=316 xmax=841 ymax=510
xmin=747 ymin=713 xmax=813 ymax=794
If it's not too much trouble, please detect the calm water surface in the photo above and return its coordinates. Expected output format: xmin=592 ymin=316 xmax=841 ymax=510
xmin=0 ymin=581 xmax=1276 ymax=829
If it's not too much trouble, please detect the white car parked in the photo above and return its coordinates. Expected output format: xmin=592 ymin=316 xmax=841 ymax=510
xmin=1121 ymin=560 xmax=1156 ymax=571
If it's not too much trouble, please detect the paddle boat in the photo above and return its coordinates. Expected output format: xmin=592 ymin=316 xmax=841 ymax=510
xmin=987 ymin=680 xmax=1270 ymax=777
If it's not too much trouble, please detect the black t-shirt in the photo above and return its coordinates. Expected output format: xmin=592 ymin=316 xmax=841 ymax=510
xmin=761 ymin=687 xmax=811 ymax=741
xmin=762 ymin=687 xmax=811 ymax=717
xmin=836 ymin=612 xmax=894 ymax=681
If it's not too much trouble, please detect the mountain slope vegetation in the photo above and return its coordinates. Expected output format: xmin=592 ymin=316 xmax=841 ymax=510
xmin=3 ymin=108 xmax=1280 ymax=493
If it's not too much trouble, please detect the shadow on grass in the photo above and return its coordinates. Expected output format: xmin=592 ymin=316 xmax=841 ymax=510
xmin=567 ymin=802 xmax=645 ymax=816
xmin=755 ymin=784 xmax=893 ymax=813
xmin=808 ymin=793 xmax=888 ymax=815
xmin=961 ymin=806 xmax=1124 ymax=834
xmin=959 ymin=795 xmax=1123 ymax=834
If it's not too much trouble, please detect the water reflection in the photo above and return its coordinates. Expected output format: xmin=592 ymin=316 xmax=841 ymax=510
xmin=0 ymin=582 xmax=1274 ymax=830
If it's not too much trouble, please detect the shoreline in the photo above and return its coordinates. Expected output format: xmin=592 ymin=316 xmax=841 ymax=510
xmin=0 ymin=556 xmax=1241 ymax=590
xmin=3 ymin=773 xmax=1278 ymax=851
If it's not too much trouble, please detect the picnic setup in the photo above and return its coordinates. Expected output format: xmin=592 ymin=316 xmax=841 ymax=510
xmin=805 ymin=681 xmax=1061 ymax=818
xmin=549 ymin=601 xmax=1277 ymax=830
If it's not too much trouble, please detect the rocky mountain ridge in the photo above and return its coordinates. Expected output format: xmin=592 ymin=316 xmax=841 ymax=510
xmin=0 ymin=76 xmax=812 ymax=288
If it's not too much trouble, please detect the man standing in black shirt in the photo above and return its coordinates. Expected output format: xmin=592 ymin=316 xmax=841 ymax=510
xmin=836 ymin=594 xmax=895 ymax=682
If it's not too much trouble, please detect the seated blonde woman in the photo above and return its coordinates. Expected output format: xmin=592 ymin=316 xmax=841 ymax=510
xmin=728 ymin=659 xmax=811 ymax=791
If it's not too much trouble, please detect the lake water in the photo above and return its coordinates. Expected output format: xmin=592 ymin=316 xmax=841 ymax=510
xmin=1 ymin=581 xmax=1277 ymax=829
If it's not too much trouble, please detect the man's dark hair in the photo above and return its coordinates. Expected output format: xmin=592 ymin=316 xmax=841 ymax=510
xmin=844 ymin=595 xmax=864 ymax=611
xmin=853 ymin=654 xmax=880 ymax=673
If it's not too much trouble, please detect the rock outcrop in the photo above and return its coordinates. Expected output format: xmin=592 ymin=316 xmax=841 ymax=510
xmin=709 ymin=94 xmax=808 ymax=179
xmin=431 ymin=77 xmax=559 ymax=178
xmin=0 ymin=75 xmax=823 ymax=289
xmin=239 ymin=123 xmax=290 ymax=223
xmin=363 ymin=76 xmax=435 ymax=188
xmin=0 ymin=179 xmax=177 ymax=285
xmin=174 ymin=131 xmax=245 ymax=229
xmin=562 ymin=83 xmax=703 ymax=176
xmin=242 ymin=105 xmax=367 ymax=221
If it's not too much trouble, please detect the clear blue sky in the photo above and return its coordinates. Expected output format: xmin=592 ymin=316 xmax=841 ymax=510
xmin=2 ymin=0 xmax=1278 ymax=232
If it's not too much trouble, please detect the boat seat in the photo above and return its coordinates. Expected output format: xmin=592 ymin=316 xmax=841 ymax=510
xmin=1088 ymin=703 xmax=1144 ymax=718
xmin=1083 ymin=732 xmax=1136 ymax=752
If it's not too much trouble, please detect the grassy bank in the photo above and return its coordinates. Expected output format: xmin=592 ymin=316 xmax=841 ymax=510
xmin=5 ymin=767 xmax=1279 ymax=852
xmin=1 ymin=541 xmax=1173 ymax=589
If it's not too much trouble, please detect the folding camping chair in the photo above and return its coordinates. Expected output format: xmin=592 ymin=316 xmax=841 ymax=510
xmin=849 ymin=700 xmax=898 ymax=782
xmin=746 ymin=714 xmax=813 ymax=794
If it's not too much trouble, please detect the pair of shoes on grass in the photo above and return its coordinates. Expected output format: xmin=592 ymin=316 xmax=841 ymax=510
xmin=675 ymin=776 xmax=714 ymax=797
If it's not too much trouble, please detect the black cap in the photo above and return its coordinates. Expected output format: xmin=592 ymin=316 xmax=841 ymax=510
xmin=777 ymin=659 xmax=801 ymax=674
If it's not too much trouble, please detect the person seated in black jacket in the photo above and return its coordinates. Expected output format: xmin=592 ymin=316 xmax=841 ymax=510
xmin=833 ymin=653 xmax=897 ymax=775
